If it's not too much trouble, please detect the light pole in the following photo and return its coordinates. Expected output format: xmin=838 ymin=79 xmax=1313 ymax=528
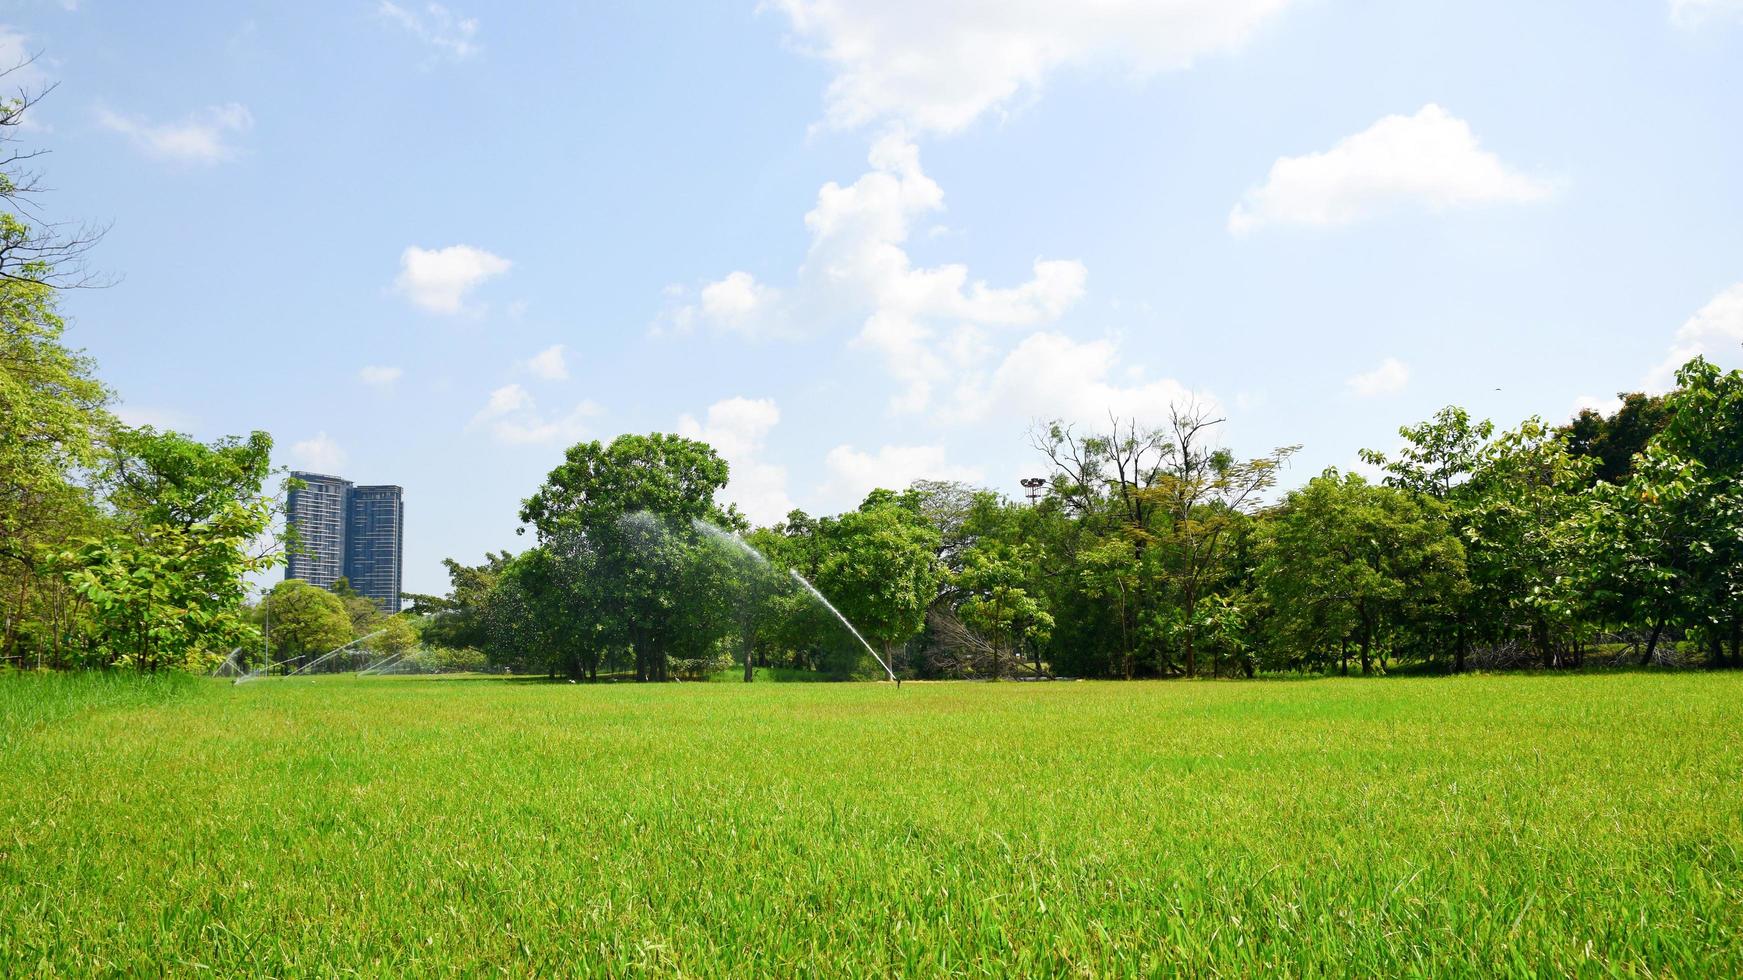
xmin=1020 ymin=477 xmax=1046 ymax=506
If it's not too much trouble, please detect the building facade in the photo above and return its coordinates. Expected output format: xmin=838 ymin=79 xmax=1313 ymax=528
xmin=285 ymin=472 xmax=404 ymax=611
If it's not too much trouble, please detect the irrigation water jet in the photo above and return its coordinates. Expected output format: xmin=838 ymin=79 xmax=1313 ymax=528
xmin=787 ymin=569 xmax=897 ymax=682
xmin=692 ymin=518 xmax=898 ymax=683
xmin=287 ymin=629 xmax=388 ymax=676
xmin=357 ymin=650 xmax=407 ymax=676
xmin=237 ymin=629 xmax=389 ymax=683
xmin=210 ymin=647 xmax=245 ymax=678
xmin=691 ymin=518 xmax=770 ymax=566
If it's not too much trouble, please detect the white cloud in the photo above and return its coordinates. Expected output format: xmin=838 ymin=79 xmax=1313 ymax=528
xmin=1572 ymin=394 xmax=1624 ymax=418
xmin=1229 ymin=104 xmax=1554 ymax=234
xmin=394 ymin=244 xmax=510 ymax=314
xmin=290 ymin=432 xmax=346 ymax=472
xmin=677 ymin=397 xmax=795 ymax=524
xmin=951 ymin=331 xmax=1206 ymax=427
xmin=523 ymin=344 xmax=569 ymax=381
xmin=702 ymin=272 xmax=782 ymax=332
xmin=115 ymin=404 xmax=196 ymax=431
xmin=821 ymin=444 xmax=983 ymax=505
xmin=378 ymin=1 xmax=480 ymax=59
xmin=96 ymin=102 xmax=253 ymax=165
xmin=0 ymin=28 xmax=49 ymax=90
xmin=768 ymin=0 xmax=1298 ymax=134
xmin=1345 ymin=357 xmax=1410 ymax=398
xmin=358 ymin=365 xmax=403 ymax=387
xmin=1647 ymin=282 xmax=1743 ymax=391
xmin=467 ymin=382 xmax=598 ymax=445
xmin=661 ymin=133 xmax=1086 ymax=411
xmin=1671 ymin=0 xmax=1743 ymax=26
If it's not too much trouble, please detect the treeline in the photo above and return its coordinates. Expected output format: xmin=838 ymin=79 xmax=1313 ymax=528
xmin=417 ymin=360 xmax=1736 ymax=681
xmin=1 ymin=82 xmax=281 ymax=672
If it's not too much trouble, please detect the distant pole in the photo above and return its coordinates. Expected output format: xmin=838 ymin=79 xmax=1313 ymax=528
xmin=1020 ymin=477 xmax=1046 ymax=506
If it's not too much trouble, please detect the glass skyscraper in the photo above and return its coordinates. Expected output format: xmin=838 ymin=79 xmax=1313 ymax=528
xmin=285 ymin=472 xmax=404 ymax=611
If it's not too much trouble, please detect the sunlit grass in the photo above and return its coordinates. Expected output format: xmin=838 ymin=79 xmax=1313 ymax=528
xmin=2 ymin=671 xmax=1739 ymax=974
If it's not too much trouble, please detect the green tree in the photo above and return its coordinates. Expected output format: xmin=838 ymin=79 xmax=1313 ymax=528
xmin=1258 ymin=472 xmax=1466 ymax=675
xmin=954 ymin=542 xmax=1053 ymax=678
xmin=519 ymin=433 xmax=731 ymax=681
xmin=1361 ymin=406 xmax=1495 ymax=670
xmin=61 ymin=427 xmax=280 ymax=671
xmin=1563 ymin=392 xmax=1670 ymax=486
xmin=0 ymin=253 xmax=110 ymax=666
xmin=1610 ymin=359 xmax=1743 ymax=666
xmin=328 ymin=577 xmax=384 ymax=636
xmin=261 ymin=579 xmax=353 ymax=669
xmin=816 ymin=494 xmax=941 ymax=676
xmin=367 ymin=614 xmax=420 ymax=659
xmin=1462 ymin=420 xmax=1597 ymax=667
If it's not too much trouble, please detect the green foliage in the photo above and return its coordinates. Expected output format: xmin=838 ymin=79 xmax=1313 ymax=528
xmin=1258 ymin=471 xmax=1466 ymax=674
xmin=1563 ymin=392 xmax=1670 ymax=485
xmin=59 ymin=428 xmax=279 ymax=671
xmin=0 ymin=269 xmax=110 ymax=667
xmin=817 ymin=494 xmax=942 ymax=667
xmin=367 ymin=614 xmax=419 ymax=657
xmin=424 ymin=359 xmax=1743 ymax=681
xmin=261 ymin=579 xmax=353 ymax=664
xmin=517 ymin=433 xmax=733 ymax=680
xmin=0 ymin=89 xmax=281 ymax=674
xmin=954 ymin=542 xmax=1052 ymax=677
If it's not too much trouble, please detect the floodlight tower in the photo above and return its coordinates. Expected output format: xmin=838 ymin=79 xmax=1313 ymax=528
xmin=1020 ymin=477 xmax=1046 ymax=506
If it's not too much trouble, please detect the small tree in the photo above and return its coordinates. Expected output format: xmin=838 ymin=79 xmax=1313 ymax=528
xmin=261 ymin=579 xmax=352 ymax=669
xmin=954 ymin=543 xmax=1053 ymax=678
xmin=367 ymin=614 xmax=419 ymax=659
xmin=817 ymin=495 xmax=941 ymax=677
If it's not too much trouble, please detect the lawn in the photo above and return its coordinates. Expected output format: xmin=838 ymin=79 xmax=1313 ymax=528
xmin=3 ymin=671 xmax=1740 ymax=975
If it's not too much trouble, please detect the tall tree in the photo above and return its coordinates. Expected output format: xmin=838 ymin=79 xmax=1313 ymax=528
xmin=1258 ymin=472 xmax=1466 ymax=675
xmin=816 ymin=493 xmax=941 ymax=676
xmin=259 ymin=579 xmax=352 ymax=670
xmin=519 ymin=433 xmax=730 ymax=681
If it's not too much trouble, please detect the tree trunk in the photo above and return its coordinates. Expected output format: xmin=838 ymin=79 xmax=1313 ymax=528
xmin=1454 ymin=621 xmax=1467 ymax=674
xmin=743 ymin=628 xmax=755 ymax=682
xmin=1642 ymin=619 xmax=1664 ymax=666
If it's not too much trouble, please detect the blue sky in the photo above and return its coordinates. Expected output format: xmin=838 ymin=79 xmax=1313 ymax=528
xmin=10 ymin=0 xmax=1743 ymax=594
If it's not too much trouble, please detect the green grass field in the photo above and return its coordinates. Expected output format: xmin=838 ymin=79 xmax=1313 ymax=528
xmin=3 ymin=672 xmax=1741 ymax=975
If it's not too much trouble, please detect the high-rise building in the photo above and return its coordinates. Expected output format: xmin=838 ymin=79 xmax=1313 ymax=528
xmin=285 ymin=472 xmax=404 ymax=611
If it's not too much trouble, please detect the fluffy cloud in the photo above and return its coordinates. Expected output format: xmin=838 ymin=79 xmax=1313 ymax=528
xmin=114 ymin=404 xmax=197 ymax=431
xmin=96 ymin=102 xmax=253 ymax=165
xmin=1571 ymin=393 xmax=1624 ymax=418
xmin=677 ymin=397 xmax=795 ymax=524
xmin=662 ymin=133 xmax=1086 ymax=411
xmin=950 ymin=331 xmax=1204 ymax=427
xmin=468 ymin=382 xmax=598 ymax=445
xmin=523 ymin=344 xmax=569 ymax=381
xmin=768 ymin=0 xmax=1298 ymax=134
xmin=1647 ymin=282 xmax=1743 ymax=391
xmin=358 ymin=365 xmax=403 ymax=387
xmin=1345 ymin=357 xmax=1410 ymax=398
xmin=1670 ymin=0 xmax=1743 ymax=26
xmin=290 ymin=432 xmax=346 ymax=472
xmin=394 ymin=244 xmax=510 ymax=314
xmin=1229 ymin=105 xmax=1554 ymax=234
xmin=821 ymin=444 xmax=983 ymax=505
xmin=378 ymin=1 xmax=479 ymax=59
xmin=0 ymin=29 xmax=50 ymax=101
